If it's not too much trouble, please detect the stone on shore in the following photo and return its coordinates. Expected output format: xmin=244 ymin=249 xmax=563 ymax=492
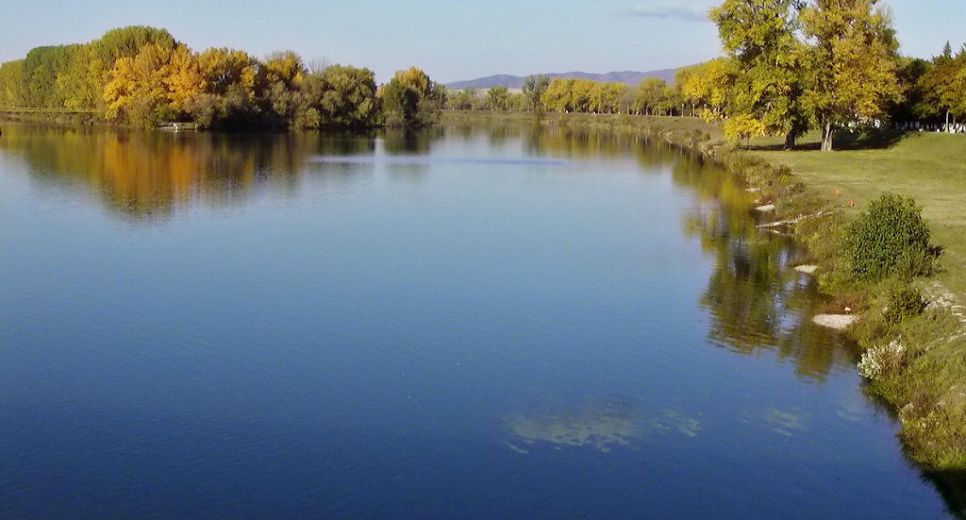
xmin=812 ymin=314 xmax=858 ymax=330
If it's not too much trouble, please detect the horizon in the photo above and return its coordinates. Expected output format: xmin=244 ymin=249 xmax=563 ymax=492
xmin=1 ymin=0 xmax=963 ymax=84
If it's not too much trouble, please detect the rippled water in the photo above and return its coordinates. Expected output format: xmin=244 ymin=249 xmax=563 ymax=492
xmin=0 ymin=122 xmax=956 ymax=519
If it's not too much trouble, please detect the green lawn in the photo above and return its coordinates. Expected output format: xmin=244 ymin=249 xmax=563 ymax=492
xmin=749 ymin=131 xmax=966 ymax=302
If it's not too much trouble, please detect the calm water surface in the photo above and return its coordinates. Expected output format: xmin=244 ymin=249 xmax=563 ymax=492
xmin=0 ymin=123 xmax=957 ymax=519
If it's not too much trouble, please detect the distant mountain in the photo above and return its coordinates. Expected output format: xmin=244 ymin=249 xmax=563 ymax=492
xmin=446 ymin=69 xmax=678 ymax=90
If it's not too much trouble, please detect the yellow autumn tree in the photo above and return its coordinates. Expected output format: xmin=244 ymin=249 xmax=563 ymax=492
xmin=103 ymin=42 xmax=179 ymax=124
xmin=164 ymin=46 xmax=204 ymax=114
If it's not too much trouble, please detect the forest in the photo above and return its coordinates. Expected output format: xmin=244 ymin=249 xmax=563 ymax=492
xmin=2 ymin=1 xmax=965 ymax=147
xmin=0 ymin=26 xmax=443 ymax=129
xmin=447 ymin=0 xmax=966 ymax=152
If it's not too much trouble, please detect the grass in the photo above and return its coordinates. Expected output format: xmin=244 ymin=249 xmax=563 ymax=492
xmin=748 ymin=130 xmax=966 ymax=303
xmin=737 ymin=128 xmax=966 ymax=470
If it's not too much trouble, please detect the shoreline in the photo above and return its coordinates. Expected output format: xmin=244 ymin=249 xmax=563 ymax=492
xmin=442 ymin=110 xmax=965 ymax=472
xmin=8 ymin=109 xmax=964 ymax=471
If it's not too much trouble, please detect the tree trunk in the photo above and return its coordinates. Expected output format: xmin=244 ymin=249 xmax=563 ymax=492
xmin=946 ymin=109 xmax=950 ymax=133
xmin=821 ymin=122 xmax=834 ymax=152
xmin=783 ymin=132 xmax=797 ymax=151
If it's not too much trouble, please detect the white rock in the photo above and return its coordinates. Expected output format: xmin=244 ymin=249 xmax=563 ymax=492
xmin=812 ymin=314 xmax=859 ymax=330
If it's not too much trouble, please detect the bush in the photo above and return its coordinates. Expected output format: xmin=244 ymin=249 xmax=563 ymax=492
xmin=885 ymin=285 xmax=927 ymax=324
xmin=843 ymin=193 xmax=937 ymax=281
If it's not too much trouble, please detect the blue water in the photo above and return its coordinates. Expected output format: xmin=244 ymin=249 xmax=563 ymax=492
xmin=0 ymin=124 xmax=954 ymax=519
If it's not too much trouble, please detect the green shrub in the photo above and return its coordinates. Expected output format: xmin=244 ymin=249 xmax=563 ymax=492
xmin=885 ymin=284 xmax=926 ymax=324
xmin=843 ymin=193 xmax=937 ymax=281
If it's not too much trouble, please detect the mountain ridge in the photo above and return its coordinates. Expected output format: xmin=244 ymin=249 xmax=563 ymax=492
xmin=446 ymin=69 xmax=678 ymax=89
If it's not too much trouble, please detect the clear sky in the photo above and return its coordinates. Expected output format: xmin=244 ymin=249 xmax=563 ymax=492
xmin=1 ymin=0 xmax=963 ymax=84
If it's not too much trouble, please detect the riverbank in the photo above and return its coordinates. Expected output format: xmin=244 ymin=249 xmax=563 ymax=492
xmin=443 ymin=110 xmax=966 ymax=470
xmin=747 ymin=130 xmax=966 ymax=470
xmin=0 ymin=108 xmax=103 ymax=126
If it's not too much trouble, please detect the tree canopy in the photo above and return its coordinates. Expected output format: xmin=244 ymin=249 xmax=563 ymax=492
xmin=0 ymin=26 xmax=433 ymax=131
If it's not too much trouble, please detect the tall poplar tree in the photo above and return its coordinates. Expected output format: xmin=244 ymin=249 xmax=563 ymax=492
xmin=800 ymin=0 xmax=901 ymax=151
xmin=711 ymin=0 xmax=808 ymax=149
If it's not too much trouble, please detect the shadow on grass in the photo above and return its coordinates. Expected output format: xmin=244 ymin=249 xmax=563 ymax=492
xmin=745 ymin=129 xmax=910 ymax=152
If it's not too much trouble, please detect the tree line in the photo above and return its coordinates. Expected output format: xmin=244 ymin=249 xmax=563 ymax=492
xmin=705 ymin=0 xmax=966 ymax=151
xmin=444 ymin=77 xmax=683 ymax=117
xmin=0 ymin=26 xmax=444 ymax=129
xmin=446 ymin=0 xmax=965 ymax=152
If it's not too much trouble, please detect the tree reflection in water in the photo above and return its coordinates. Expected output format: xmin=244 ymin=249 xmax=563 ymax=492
xmin=0 ymin=121 xmax=861 ymax=380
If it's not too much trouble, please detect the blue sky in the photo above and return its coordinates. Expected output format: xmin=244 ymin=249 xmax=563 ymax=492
xmin=1 ymin=0 xmax=963 ymax=84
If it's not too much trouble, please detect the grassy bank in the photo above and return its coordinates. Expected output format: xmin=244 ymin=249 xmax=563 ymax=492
xmin=750 ymin=131 xmax=966 ymax=304
xmin=744 ymin=130 xmax=966 ymax=469
xmin=445 ymin=110 xmax=966 ymax=470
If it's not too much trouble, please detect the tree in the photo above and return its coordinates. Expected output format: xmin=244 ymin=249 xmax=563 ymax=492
xmin=314 ymin=65 xmax=380 ymax=128
xmin=56 ymin=44 xmax=107 ymax=110
xmin=486 ymin=86 xmax=511 ymax=112
xmin=103 ymin=42 xmax=181 ymax=125
xmin=22 ymin=45 xmax=76 ymax=108
xmin=677 ymin=58 xmax=737 ymax=121
xmin=919 ymin=42 xmax=966 ymax=130
xmin=724 ymin=113 xmax=767 ymax=147
xmin=165 ymin=46 xmax=205 ymax=114
xmin=380 ymin=67 xmax=443 ymax=128
xmin=0 ymin=60 xmax=26 ymax=107
xmin=634 ymin=78 xmax=667 ymax=115
xmin=258 ymin=51 xmax=306 ymax=125
xmin=711 ymin=0 xmax=809 ymax=149
xmin=185 ymin=47 xmax=260 ymax=128
xmin=800 ymin=0 xmax=902 ymax=151
xmin=448 ymin=88 xmax=479 ymax=110
xmin=541 ymin=78 xmax=574 ymax=113
xmin=522 ymin=75 xmax=550 ymax=112
xmin=600 ymin=82 xmax=627 ymax=114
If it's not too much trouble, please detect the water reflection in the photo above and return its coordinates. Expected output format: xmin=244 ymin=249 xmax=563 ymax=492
xmin=504 ymin=399 xmax=702 ymax=454
xmin=0 ymin=121 xmax=856 ymax=381
xmin=669 ymin=153 xmax=858 ymax=381
xmin=0 ymin=125 xmax=375 ymax=220
xmin=2 ymin=120 xmax=963 ymax=518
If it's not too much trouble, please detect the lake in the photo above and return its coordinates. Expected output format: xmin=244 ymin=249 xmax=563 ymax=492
xmin=0 ymin=122 xmax=957 ymax=519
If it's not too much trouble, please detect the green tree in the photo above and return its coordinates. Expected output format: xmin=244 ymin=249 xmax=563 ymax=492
xmin=711 ymin=0 xmax=809 ymax=149
xmin=314 ymin=65 xmax=380 ymax=128
xmin=919 ymin=42 xmax=966 ymax=130
xmin=185 ymin=47 xmax=260 ymax=128
xmin=380 ymin=67 xmax=443 ymax=128
xmin=522 ymin=75 xmax=550 ymax=112
xmin=448 ymin=88 xmax=479 ymax=110
xmin=23 ymin=45 xmax=76 ymax=108
xmin=600 ymin=82 xmax=627 ymax=114
xmin=258 ymin=51 xmax=306 ymax=126
xmin=800 ymin=0 xmax=902 ymax=151
xmin=634 ymin=78 xmax=667 ymax=115
xmin=56 ymin=44 xmax=107 ymax=110
xmin=0 ymin=60 xmax=26 ymax=107
xmin=486 ymin=86 xmax=511 ymax=112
